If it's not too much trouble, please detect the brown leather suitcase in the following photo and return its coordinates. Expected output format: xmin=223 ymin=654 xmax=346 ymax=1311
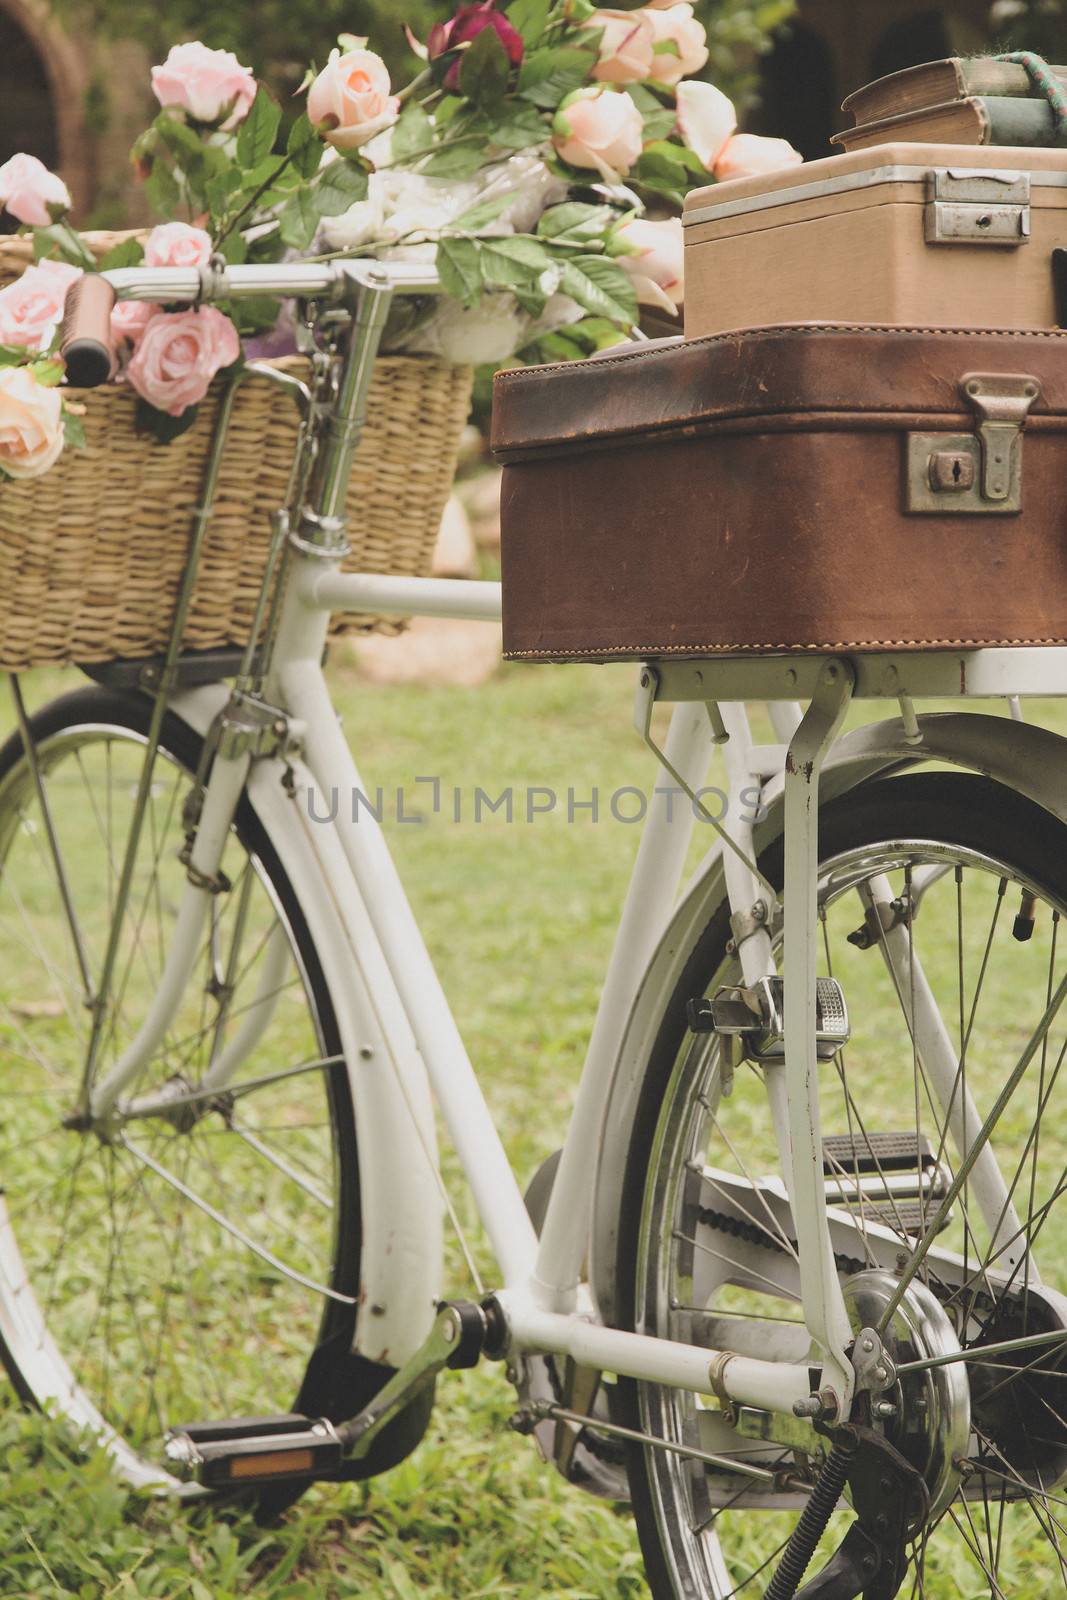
xmin=493 ymin=323 xmax=1067 ymax=662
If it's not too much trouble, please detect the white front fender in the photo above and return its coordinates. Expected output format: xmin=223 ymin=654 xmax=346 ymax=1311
xmin=591 ymin=709 xmax=1067 ymax=1323
xmin=166 ymin=685 xmax=443 ymax=1367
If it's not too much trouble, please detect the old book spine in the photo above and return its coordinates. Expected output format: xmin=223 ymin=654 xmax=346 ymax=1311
xmin=844 ymin=59 xmax=1067 ymax=125
xmin=836 ymin=96 xmax=1063 ymax=151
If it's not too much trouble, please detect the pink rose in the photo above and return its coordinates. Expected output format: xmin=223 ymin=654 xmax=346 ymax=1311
xmin=428 ymin=4 xmax=524 ymax=91
xmin=151 ymin=42 xmax=257 ymax=128
xmin=0 ymin=153 xmax=71 ymax=228
xmin=0 ymin=365 xmax=64 ymax=480
xmin=675 ymin=78 xmax=736 ymax=171
xmin=611 ymin=217 xmax=684 ymax=313
xmin=644 ymin=5 xmax=708 ymax=88
xmin=126 ymin=307 xmax=240 ymax=416
xmin=714 ymin=133 xmax=804 ymax=182
xmin=144 ymin=222 xmax=213 ymax=269
xmin=552 ymin=87 xmax=644 ymax=183
xmin=583 ymin=9 xmax=655 ymax=84
xmin=0 ymin=260 xmax=82 ymax=352
xmin=308 ymin=48 xmax=400 ymax=152
xmin=111 ymin=299 xmax=160 ymax=350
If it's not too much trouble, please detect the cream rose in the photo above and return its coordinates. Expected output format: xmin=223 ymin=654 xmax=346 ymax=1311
xmin=584 ymin=10 xmax=655 ymax=84
xmin=0 ymin=261 xmax=82 ymax=353
xmin=552 ymin=87 xmax=644 ymax=183
xmin=644 ymin=5 xmax=709 ymax=88
xmin=675 ymin=78 xmax=737 ymax=171
xmin=0 ymin=153 xmax=71 ymax=228
xmin=611 ymin=217 xmax=684 ymax=313
xmin=0 ymin=365 xmax=64 ymax=480
xmin=143 ymin=222 xmax=214 ymax=269
xmin=126 ymin=307 xmax=240 ymax=416
xmin=714 ymin=133 xmax=804 ymax=182
xmin=151 ymin=42 xmax=257 ymax=127
xmin=308 ymin=48 xmax=400 ymax=152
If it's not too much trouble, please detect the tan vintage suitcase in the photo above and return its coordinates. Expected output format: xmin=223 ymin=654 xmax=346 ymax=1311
xmin=494 ymin=323 xmax=1067 ymax=662
xmin=682 ymin=144 xmax=1067 ymax=337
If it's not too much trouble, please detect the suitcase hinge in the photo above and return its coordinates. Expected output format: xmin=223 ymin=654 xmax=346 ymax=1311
xmin=905 ymin=372 xmax=1041 ymax=515
xmin=925 ymin=167 xmax=1030 ymax=247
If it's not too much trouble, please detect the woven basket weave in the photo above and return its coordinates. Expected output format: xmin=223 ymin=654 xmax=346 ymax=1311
xmin=0 ymin=235 xmax=473 ymax=669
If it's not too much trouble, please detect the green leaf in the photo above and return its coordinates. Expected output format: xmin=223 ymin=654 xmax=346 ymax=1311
xmin=507 ymin=0 xmax=551 ymax=47
xmin=419 ymin=141 xmax=488 ymax=179
xmin=525 ymin=327 xmax=588 ymax=362
xmin=624 ymin=84 xmax=677 ymax=142
xmin=312 ymin=158 xmax=369 ymax=217
xmin=32 ymin=224 xmax=96 ymax=270
xmin=153 ymin=112 xmax=204 ymax=166
xmin=537 ymin=201 xmax=614 ymax=243
xmin=458 ymin=23 xmax=512 ymax=111
xmin=144 ymin=160 xmax=182 ymax=218
xmin=287 ymin=112 xmax=323 ymax=179
xmin=135 ymin=397 xmax=201 ymax=444
xmin=436 ymin=236 xmax=483 ymax=308
xmin=449 ymin=192 xmax=518 ymax=232
xmin=227 ymin=295 xmax=281 ymax=335
xmin=205 ymin=166 xmax=242 ymax=225
xmin=487 ymin=103 xmax=549 ymax=151
xmin=392 ymin=101 xmax=435 ymax=163
xmin=216 ymin=229 xmax=248 ymax=264
xmin=62 ymin=408 xmax=86 ymax=449
xmin=558 ymin=253 xmax=637 ymax=325
xmin=278 ymin=188 xmax=319 ymax=249
xmin=568 ymin=315 xmax=629 ymax=351
xmin=512 ymin=281 xmax=550 ymax=316
xmin=236 ymin=86 xmax=281 ymax=168
xmin=0 ymin=344 xmax=27 ymax=365
xmin=29 ymin=357 xmax=64 ymax=386
xmin=518 ymin=46 xmax=597 ymax=108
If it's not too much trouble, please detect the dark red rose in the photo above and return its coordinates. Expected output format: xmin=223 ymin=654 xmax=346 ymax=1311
xmin=429 ymin=2 xmax=525 ymax=90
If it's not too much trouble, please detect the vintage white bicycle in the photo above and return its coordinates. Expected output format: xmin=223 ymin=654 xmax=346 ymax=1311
xmin=2 ymin=257 xmax=1067 ymax=1598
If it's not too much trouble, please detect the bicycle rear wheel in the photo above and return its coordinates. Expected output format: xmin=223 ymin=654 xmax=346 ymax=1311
xmin=618 ymin=772 xmax=1067 ymax=1596
xmin=0 ymin=684 xmax=362 ymax=1491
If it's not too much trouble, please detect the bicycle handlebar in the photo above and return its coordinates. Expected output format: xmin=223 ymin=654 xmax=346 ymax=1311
xmin=60 ymin=257 xmax=442 ymax=388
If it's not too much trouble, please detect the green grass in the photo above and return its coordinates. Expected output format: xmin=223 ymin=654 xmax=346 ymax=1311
xmin=2 ymin=659 xmax=1067 ymax=1596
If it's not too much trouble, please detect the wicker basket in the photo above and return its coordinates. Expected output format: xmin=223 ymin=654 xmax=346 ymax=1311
xmin=0 ymin=232 xmax=140 ymax=285
xmin=0 ymin=235 xmax=473 ymax=669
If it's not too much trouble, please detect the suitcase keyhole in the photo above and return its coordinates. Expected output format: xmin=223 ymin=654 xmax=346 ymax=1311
xmin=952 ymin=458 xmax=962 ymax=483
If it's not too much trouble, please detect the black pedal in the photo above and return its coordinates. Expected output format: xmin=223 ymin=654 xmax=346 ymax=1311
xmin=822 ymin=1131 xmax=950 ymax=1237
xmin=165 ymin=1412 xmax=343 ymax=1487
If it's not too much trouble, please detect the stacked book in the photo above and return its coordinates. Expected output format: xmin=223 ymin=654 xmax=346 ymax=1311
xmin=834 ymin=57 xmax=1067 ymax=151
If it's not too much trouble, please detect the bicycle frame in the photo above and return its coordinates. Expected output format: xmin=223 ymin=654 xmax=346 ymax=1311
xmin=69 ymin=257 xmax=1067 ymax=1437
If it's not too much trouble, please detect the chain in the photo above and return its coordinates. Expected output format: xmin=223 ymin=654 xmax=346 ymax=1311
xmin=695 ymin=1204 xmax=1006 ymax=1321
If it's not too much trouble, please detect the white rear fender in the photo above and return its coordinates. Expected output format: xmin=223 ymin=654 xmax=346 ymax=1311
xmin=590 ymin=709 xmax=1067 ymax=1323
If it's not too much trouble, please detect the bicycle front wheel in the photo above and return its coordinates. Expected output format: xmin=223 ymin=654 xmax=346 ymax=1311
xmin=0 ymin=684 xmax=361 ymax=1491
xmin=618 ymin=771 xmax=1067 ymax=1597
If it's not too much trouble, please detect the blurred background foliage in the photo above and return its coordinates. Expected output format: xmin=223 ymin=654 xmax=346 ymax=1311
xmin=46 ymin=0 xmax=798 ymax=109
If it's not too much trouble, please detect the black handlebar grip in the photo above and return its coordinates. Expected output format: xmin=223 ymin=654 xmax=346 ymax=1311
xmin=60 ymin=274 xmax=117 ymax=388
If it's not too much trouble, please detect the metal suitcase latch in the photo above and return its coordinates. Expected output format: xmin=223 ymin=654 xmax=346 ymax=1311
xmin=925 ymin=167 xmax=1031 ymax=247
xmin=905 ymin=372 xmax=1041 ymax=515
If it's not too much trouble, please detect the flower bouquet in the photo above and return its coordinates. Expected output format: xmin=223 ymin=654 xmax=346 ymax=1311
xmin=0 ymin=3 xmax=800 ymax=667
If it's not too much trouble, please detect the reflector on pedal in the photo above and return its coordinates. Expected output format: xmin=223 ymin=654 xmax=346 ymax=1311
xmin=701 ymin=976 xmax=850 ymax=1061
xmin=164 ymin=1413 xmax=343 ymax=1487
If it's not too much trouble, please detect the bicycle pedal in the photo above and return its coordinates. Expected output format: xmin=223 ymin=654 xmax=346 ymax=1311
xmin=822 ymin=1132 xmax=951 ymax=1236
xmin=689 ymin=976 xmax=849 ymax=1061
xmin=164 ymin=1413 xmax=343 ymax=1487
